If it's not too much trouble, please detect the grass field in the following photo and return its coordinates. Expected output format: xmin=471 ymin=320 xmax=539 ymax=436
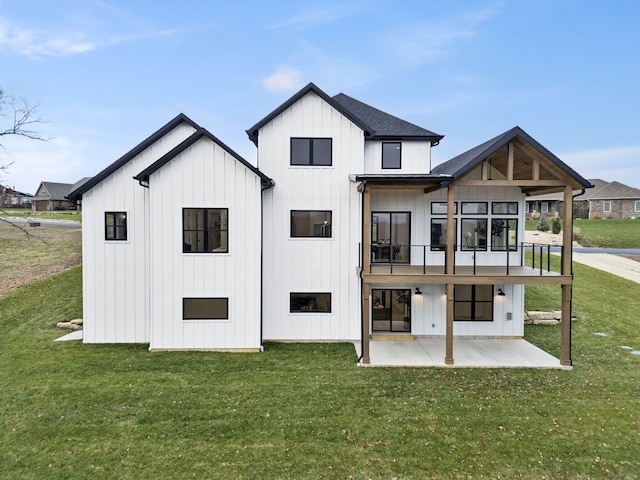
xmin=1 ymin=261 xmax=639 ymax=478
xmin=526 ymin=218 xmax=640 ymax=249
xmin=0 ymin=209 xmax=82 ymax=223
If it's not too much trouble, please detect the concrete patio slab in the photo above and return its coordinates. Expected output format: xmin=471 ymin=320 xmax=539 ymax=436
xmin=353 ymin=337 xmax=570 ymax=369
xmin=54 ymin=330 xmax=83 ymax=341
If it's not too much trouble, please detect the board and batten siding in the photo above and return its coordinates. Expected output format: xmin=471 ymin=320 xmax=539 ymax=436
xmin=146 ymin=136 xmax=263 ymax=350
xmin=81 ymin=122 xmax=197 ymax=344
xmin=364 ymin=139 xmax=432 ymax=174
xmin=258 ymin=90 xmax=364 ymax=341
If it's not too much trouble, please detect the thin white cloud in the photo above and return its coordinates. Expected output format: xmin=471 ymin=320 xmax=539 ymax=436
xmin=267 ymin=2 xmax=368 ymax=31
xmin=559 ymin=145 xmax=640 ymax=185
xmin=260 ymin=67 xmax=304 ymax=93
xmin=386 ymin=7 xmax=499 ymax=68
xmin=0 ymin=16 xmax=176 ymax=57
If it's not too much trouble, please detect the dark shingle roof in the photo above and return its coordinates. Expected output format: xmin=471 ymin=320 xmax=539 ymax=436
xmin=432 ymin=126 xmax=592 ymax=189
xmin=134 ymin=128 xmax=273 ymax=188
xmin=589 ymin=181 xmax=640 ymax=200
xmin=246 ymin=82 xmax=442 ymax=146
xmin=68 ymin=113 xmax=199 ymax=201
xmin=332 ymin=93 xmax=443 ymax=142
xmin=34 ymin=182 xmax=74 ymax=201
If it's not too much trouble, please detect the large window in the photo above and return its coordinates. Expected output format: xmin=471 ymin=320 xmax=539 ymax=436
xmin=105 ymin=212 xmax=127 ymax=241
xmin=461 ymin=218 xmax=487 ymax=250
xmin=430 ymin=218 xmax=457 ymax=251
xmin=382 ymin=142 xmax=401 ymax=169
xmin=291 ymin=210 xmax=332 ymax=238
xmin=491 ymin=219 xmax=518 ymax=251
xmin=290 ymin=138 xmax=332 ymax=166
xmin=371 ymin=212 xmax=410 ymax=262
xmin=290 ymin=293 xmax=331 ymax=313
xmin=183 ymin=208 xmax=228 ymax=253
xmin=454 ymin=285 xmax=494 ymax=322
xmin=183 ymin=298 xmax=228 ymax=320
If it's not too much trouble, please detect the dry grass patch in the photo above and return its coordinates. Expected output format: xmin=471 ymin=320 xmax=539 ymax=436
xmin=0 ymin=221 xmax=81 ymax=296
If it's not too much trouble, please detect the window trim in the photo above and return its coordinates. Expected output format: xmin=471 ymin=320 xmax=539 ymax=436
xmin=105 ymin=211 xmax=127 ymax=241
xmin=290 ymin=138 xmax=333 ymax=166
xmin=635 ymin=200 xmax=640 ymax=212
xmin=382 ymin=141 xmax=402 ymax=169
xmin=182 ymin=208 xmax=229 ymax=254
xmin=290 ymin=210 xmax=332 ymax=238
xmin=541 ymin=202 xmax=549 ymax=213
xmin=183 ymin=297 xmax=229 ymax=320
xmin=603 ymin=201 xmax=612 ymax=213
xmin=461 ymin=218 xmax=488 ymax=251
xmin=490 ymin=218 xmax=518 ymax=251
xmin=371 ymin=211 xmax=411 ymax=263
xmin=290 ymin=292 xmax=332 ymax=313
xmin=492 ymin=202 xmax=518 ymax=215
xmin=453 ymin=285 xmax=494 ymax=322
xmin=430 ymin=218 xmax=457 ymax=251
xmin=431 ymin=202 xmax=458 ymax=215
xmin=461 ymin=202 xmax=488 ymax=215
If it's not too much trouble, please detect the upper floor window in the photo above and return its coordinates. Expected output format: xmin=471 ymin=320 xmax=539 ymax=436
xmin=290 ymin=138 xmax=332 ymax=166
xmin=291 ymin=210 xmax=332 ymax=238
xmin=382 ymin=142 xmax=401 ymax=169
xmin=105 ymin=212 xmax=127 ymax=241
xmin=603 ymin=201 xmax=611 ymax=213
xmin=183 ymin=208 xmax=228 ymax=253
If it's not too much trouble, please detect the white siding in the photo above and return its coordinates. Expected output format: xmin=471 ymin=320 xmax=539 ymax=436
xmin=364 ymin=139 xmax=432 ymax=174
xmin=147 ymin=137 xmax=263 ymax=350
xmin=259 ymin=91 xmax=363 ymax=341
xmin=81 ymin=122 xmax=196 ymax=344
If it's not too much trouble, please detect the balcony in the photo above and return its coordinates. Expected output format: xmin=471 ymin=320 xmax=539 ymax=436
xmin=362 ymin=243 xmax=571 ymax=285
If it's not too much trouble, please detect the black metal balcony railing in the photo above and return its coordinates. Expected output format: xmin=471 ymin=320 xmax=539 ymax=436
xmin=363 ymin=242 xmax=565 ymax=276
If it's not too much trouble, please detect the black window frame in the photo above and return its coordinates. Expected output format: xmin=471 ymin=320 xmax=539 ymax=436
xmin=290 ymin=292 xmax=332 ymax=313
xmin=491 ymin=218 xmax=518 ymax=251
xmin=382 ymin=142 xmax=402 ymax=169
xmin=183 ymin=298 xmax=229 ymax=320
xmin=182 ymin=208 xmax=229 ymax=253
xmin=290 ymin=138 xmax=332 ymax=166
xmin=461 ymin=218 xmax=488 ymax=251
xmin=461 ymin=202 xmax=488 ymax=215
xmin=371 ymin=211 xmax=411 ymax=263
xmin=454 ymin=285 xmax=494 ymax=322
xmin=105 ymin=211 xmax=127 ymax=241
xmin=431 ymin=202 xmax=458 ymax=215
xmin=491 ymin=202 xmax=518 ymax=215
xmin=430 ymin=218 xmax=457 ymax=251
xmin=290 ymin=210 xmax=332 ymax=238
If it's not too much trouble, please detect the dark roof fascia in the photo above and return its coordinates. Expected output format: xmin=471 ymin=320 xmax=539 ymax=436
xmin=245 ymin=83 xmax=374 ymax=146
xmin=355 ymin=173 xmax=452 ymax=184
xmin=67 ymin=113 xmax=200 ymax=201
xmin=433 ymin=126 xmax=593 ymax=189
xmin=134 ymin=128 xmax=274 ymax=189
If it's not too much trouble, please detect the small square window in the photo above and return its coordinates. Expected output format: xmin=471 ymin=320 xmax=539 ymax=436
xmin=290 ymin=293 xmax=331 ymax=313
xmin=105 ymin=212 xmax=127 ymax=241
xmin=183 ymin=298 xmax=228 ymax=320
xmin=291 ymin=138 xmax=332 ymax=166
xmin=382 ymin=142 xmax=401 ymax=169
xmin=183 ymin=208 xmax=228 ymax=253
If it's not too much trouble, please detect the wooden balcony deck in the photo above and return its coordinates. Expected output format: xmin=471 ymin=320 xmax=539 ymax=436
xmin=363 ymin=264 xmax=571 ymax=285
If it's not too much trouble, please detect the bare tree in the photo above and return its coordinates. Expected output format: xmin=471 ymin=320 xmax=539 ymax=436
xmin=1 ymin=87 xmax=51 ymax=239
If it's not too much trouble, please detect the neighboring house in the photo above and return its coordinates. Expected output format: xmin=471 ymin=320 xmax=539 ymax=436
xmin=526 ymin=179 xmax=640 ymax=219
xmin=69 ymin=83 xmax=592 ymax=367
xmin=1 ymin=185 xmax=33 ymax=208
xmin=587 ymin=181 xmax=640 ymax=219
xmin=32 ymin=181 xmax=76 ymax=211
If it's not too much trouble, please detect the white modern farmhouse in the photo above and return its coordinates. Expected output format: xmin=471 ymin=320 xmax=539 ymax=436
xmin=69 ymin=83 xmax=592 ymax=367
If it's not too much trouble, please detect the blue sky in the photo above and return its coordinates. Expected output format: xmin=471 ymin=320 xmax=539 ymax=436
xmin=1 ymin=0 xmax=639 ymax=194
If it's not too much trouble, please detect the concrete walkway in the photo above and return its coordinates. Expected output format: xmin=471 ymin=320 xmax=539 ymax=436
xmin=572 ymin=253 xmax=640 ymax=284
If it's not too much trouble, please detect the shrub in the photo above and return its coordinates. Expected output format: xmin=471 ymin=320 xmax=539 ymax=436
xmin=536 ymin=216 xmax=550 ymax=232
xmin=550 ymin=218 xmax=562 ymax=234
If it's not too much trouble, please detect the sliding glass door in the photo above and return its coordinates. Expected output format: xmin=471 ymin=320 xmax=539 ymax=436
xmin=371 ymin=212 xmax=410 ymax=263
xmin=372 ymin=289 xmax=411 ymax=332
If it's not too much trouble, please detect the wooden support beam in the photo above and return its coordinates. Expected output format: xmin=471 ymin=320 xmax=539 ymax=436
xmin=507 ymin=143 xmax=514 ymax=180
xmin=482 ymin=160 xmax=488 ymax=180
xmin=445 ymin=283 xmax=454 ymax=365
xmin=361 ymin=186 xmax=371 ymax=365
xmin=562 ymin=185 xmax=573 ymax=276
xmin=456 ymin=179 xmax=566 ymax=187
xmin=532 ymin=159 xmax=540 ymax=181
xmin=560 ymin=284 xmax=572 ymax=366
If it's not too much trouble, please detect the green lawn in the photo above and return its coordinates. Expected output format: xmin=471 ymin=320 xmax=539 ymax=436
xmin=1 ymin=265 xmax=639 ymax=479
xmin=526 ymin=218 xmax=640 ymax=249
